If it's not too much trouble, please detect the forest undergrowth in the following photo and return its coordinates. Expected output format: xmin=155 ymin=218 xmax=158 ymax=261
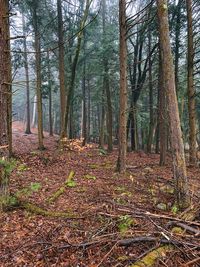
xmin=0 ymin=122 xmax=200 ymax=267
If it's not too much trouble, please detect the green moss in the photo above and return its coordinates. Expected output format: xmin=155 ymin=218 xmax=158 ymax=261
xmin=129 ymin=245 xmax=173 ymax=267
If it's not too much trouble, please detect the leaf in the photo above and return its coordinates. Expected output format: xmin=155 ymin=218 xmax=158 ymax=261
xmin=66 ymin=180 xmax=77 ymax=187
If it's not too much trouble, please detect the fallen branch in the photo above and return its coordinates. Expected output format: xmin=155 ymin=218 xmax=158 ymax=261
xmin=47 ymin=170 xmax=75 ymax=203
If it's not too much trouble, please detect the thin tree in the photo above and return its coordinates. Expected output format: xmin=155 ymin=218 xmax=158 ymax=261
xmin=186 ymin=0 xmax=196 ymax=164
xmin=157 ymin=0 xmax=189 ymax=208
xmin=57 ymin=0 xmax=66 ymax=136
xmin=117 ymin=0 xmax=127 ymax=172
xmin=22 ymin=14 xmax=32 ymax=134
xmin=32 ymin=2 xmax=44 ymax=150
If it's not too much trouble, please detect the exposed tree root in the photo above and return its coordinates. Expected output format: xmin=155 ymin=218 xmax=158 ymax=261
xmin=47 ymin=170 xmax=75 ymax=203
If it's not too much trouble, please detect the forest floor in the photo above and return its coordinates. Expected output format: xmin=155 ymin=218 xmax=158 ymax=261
xmin=0 ymin=121 xmax=200 ymax=267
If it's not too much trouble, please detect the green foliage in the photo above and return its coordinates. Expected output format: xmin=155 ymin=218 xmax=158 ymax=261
xmin=16 ymin=182 xmax=42 ymax=198
xmin=17 ymin=163 xmax=29 ymax=172
xmin=171 ymin=204 xmax=179 ymax=214
xmin=65 ymin=180 xmax=77 ymax=188
xmin=0 ymin=158 xmax=17 ymax=176
xmin=84 ymin=174 xmax=96 ymax=180
xmin=118 ymin=215 xmax=135 ymax=234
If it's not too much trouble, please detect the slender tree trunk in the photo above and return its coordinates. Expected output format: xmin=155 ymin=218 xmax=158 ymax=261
xmin=102 ymin=0 xmax=113 ymax=152
xmin=99 ymin=89 xmax=105 ymax=148
xmin=117 ymin=0 xmax=127 ymax=173
xmin=157 ymin=0 xmax=189 ymax=209
xmin=22 ymin=14 xmax=31 ymax=134
xmin=87 ymin=79 xmax=91 ymax=142
xmin=186 ymin=0 xmax=196 ymax=164
xmin=57 ymin=0 xmax=66 ymax=136
xmin=33 ymin=5 xmax=44 ymax=150
xmin=61 ymin=0 xmax=91 ymax=138
xmin=47 ymin=50 xmax=53 ymax=136
xmin=174 ymin=0 xmax=182 ymax=94
xmin=159 ymin=52 xmax=167 ymax=166
xmin=147 ymin=29 xmax=154 ymax=153
xmin=82 ymin=48 xmax=87 ymax=146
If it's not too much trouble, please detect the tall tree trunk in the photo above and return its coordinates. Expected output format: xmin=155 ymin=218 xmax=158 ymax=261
xmin=99 ymin=89 xmax=105 ymax=148
xmin=174 ymin=0 xmax=182 ymax=94
xmin=117 ymin=0 xmax=127 ymax=173
xmin=22 ymin=14 xmax=31 ymax=134
xmin=0 ymin=0 xmax=12 ymax=208
xmin=33 ymin=4 xmax=44 ymax=150
xmin=87 ymin=79 xmax=91 ymax=142
xmin=157 ymin=0 xmax=189 ymax=209
xmin=61 ymin=0 xmax=92 ymax=138
xmin=186 ymin=0 xmax=196 ymax=164
xmin=102 ymin=0 xmax=113 ymax=152
xmin=47 ymin=49 xmax=53 ymax=136
xmin=159 ymin=51 xmax=167 ymax=166
xmin=82 ymin=46 xmax=87 ymax=146
xmin=57 ymin=0 xmax=66 ymax=137
xmin=147 ymin=29 xmax=154 ymax=153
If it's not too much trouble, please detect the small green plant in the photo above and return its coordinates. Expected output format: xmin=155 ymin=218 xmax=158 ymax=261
xmin=171 ymin=204 xmax=179 ymax=214
xmin=16 ymin=182 xmax=42 ymax=198
xmin=65 ymin=180 xmax=77 ymax=187
xmin=0 ymin=158 xmax=17 ymax=176
xmin=17 ymin=163 xmax=29 ymax=172
xmin=84 ymin=174 xmax=96 ymax=180
xmin=118 ymin=215 xmax=135 ymax=234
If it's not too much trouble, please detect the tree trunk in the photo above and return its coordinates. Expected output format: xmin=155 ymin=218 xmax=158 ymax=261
xmin=82 ymin=46 xmax=87 ymax=146
xmin=47 ymin=49 xmax=53 ymax=136
xmin=33 ymin=4 xmax=44 ymax=150
xmin=117 ymin=0 xmax=127 ymax=173
xmin=99 ymin=89 xmax=105 ymax=148
xmin=0 ymin=0 xmax=12 ymax=208
xmin=157 ymin=0 xmax=189 ymax=209
xmin=147 ymin=29 xmax=154 ymax=153
xmin=61 ymin=0 xmax=91 ymax=138
xmin=102 ymin=0 xmax=113 ymax=152
xmin=158 ymin=51 xmax=167 ymax=166
xmin=186 ymin=0 xmax=196 ymax=164
xmin=22 ymin=14 xmax=31 ymax=135
xmin=57 ymin=0 xmax=66 ymax=137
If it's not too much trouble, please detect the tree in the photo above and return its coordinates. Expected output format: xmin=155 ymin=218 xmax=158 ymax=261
xmin=0 ymin=0 xmax=12 ymax=209
xmin=22 ymin=14 xmax=32 ymax=135
xmin=32 ymin=2 xmax=45 ymax=150
xmin=157 ymin=0 xmax=189 ymax=208
xmin=117 ymin=0 xmax=127 ymax=172
xmin=0 ymin=0 xmax=12 ymax=157
xmin=57 ymin=0 xmax=66 ymax=136
xmin=186 ymin=0 xmax=196 ymax=164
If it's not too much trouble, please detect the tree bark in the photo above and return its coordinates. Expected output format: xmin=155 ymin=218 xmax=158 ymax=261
xmin=157 ymin=0 xmax=189 ymax=209
xmin=186 ymin=0 xmax=196 ymax=164
xmin=117 ymin=0 xmax=127 ymax=173
xmin=0 ymin=0 xmax=12 ymax=157
xmin=57 ymin=0 xmax=66 ymax=137
xmin=22 ymin=14 xmax=31 ymax=135
xmin=102 ymin=0 xmax=113 ymax=152
xmin=47 ymin=49 xmax=53 ymax=136
xmin=33 ymin=4 xmax=44 ymax=150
